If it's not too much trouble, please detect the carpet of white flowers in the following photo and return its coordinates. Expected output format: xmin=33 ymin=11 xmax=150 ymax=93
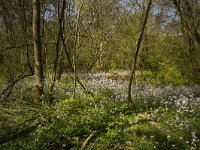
xmin=1 ymin=71 xmax=200 ymax=149
xmin=82 ymin=72 xmax=200 ymax=149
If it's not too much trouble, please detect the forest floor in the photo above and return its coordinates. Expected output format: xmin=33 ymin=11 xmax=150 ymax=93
xmin=0 ymin=71 xmax=200 ymax=150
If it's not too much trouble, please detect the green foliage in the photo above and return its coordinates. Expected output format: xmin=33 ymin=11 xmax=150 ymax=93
xmin=156 ymin=66 xmax=188 ymax=85
xmin=136 ymin=66 xmax=191 ymax=85
xmin=1 ymin=79 xmax=200 ymax=150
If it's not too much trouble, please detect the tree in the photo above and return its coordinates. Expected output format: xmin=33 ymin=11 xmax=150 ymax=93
xmin=127 ymin=0 xmax=153 ymax=102
xmin=49 ymin=0 xmax=66 ymax=95
xmin=32 ymin=0 xmax=44 ymax=103
xmin=172 ymin=0 xmax=200 ymax=81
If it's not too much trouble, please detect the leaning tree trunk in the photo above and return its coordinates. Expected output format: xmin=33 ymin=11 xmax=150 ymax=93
xmin=32 ymin=0 xmax=43 ymax=103
xmin=127 ymin=0 xmax=152 ymax=102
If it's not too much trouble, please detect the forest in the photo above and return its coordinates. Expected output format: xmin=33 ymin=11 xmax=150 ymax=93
xmin=0 ymin=0 xmax=200 ymax=149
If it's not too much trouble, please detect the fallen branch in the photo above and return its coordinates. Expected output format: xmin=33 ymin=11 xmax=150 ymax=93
xmin=81 ymin=130 xmax=97 ymax=150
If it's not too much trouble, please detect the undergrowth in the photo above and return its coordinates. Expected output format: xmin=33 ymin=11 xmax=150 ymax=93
xmin=0 ymin=75 xmax=200 ymax=150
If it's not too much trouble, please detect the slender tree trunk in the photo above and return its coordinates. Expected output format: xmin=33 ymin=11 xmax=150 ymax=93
xmin=20 ymin=0 xmax=33 ymax=75
xmin=58 ymin=45 xmax=64 ymax=80
xmin=72 ymin=0 xmax=84 ymax=98
xmin=61 ymin=1 xmax=92 ymax=96
xmin=62 ymin=35 xmax=89 ymax=93
xmin=127 ymin=0 xmax=152 ymax=102
xmin=50 ymin=0 xmax=65 ymax=93
xmin=32 ymin=0 xmax=44 ymax=103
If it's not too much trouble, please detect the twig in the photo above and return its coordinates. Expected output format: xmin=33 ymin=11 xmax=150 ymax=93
xmin=81 ymin=130 xmax=97 ymax=150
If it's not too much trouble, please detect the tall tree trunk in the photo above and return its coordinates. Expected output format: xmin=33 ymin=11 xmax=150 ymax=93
xmin=32 ymin=0 xmax=43 ymax=103
xmin=127 ymin=0 xmax=152 ymax=102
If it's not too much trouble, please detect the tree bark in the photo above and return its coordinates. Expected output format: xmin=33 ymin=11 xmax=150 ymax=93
xmin=32 ymin=0 xmax=43 ymax=103
xmin=127 ymin=0 xmax=152 ymax=102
